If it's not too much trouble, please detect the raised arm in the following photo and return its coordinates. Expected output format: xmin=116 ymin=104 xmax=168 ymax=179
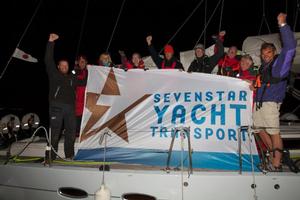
xmin=118 ymin=50 xmax=128 ymax=69
xmin=272 ymin=13 xmax=297 ymax=78
xmin=44 ymin=33 xmax=59 ymax=77
xmin=209 ymin=31 xmax=225 ymax=67
xmin=146 ymin=35 xmax=163 ymax=68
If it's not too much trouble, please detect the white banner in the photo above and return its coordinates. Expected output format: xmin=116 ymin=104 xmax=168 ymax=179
xmin=75 ymin=66 xmax=259 ymax=171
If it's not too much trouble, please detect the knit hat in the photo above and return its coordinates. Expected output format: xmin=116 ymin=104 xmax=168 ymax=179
xmin=164 ymin=44 xmax=174 ymax=54
xmin=194 ymin=43 xmax=205 ymax=50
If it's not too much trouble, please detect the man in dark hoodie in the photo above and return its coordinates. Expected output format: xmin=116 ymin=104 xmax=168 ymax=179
xmin=253 ymin=13 xmax=296 ymax=171
xmin=146 ymin=35 xmax=184 ymax=70
xmin=44 ymin=33 xmax=82 ymax=161
xmin=187 ymin=31 xmax=225 ymax=73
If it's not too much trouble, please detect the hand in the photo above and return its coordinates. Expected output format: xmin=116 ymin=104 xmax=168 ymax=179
xmin=49 ymin=33 xmax=59 ymax=42
xmin=277 ymin=13 xmax=287 ymax=26
xmin=219 ymin=30 xmax=226 ymax=37
xmin=244 ymin=80 xmax=256 ymax=91
xmin=249 ymin=84 xmax=255 ymax=91
xmin=146 ymin=35 xmax=152 ymax=46
xmin=118 ymin=50 xmax=125 ymax=56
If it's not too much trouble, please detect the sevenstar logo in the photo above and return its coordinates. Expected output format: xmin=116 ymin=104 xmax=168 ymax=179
xmin=80 ymin=68 xmax=151 ymax=142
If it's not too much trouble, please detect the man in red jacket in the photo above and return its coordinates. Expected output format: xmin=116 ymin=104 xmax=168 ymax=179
xmin=74 ymin=55 xmax=88 ymax=136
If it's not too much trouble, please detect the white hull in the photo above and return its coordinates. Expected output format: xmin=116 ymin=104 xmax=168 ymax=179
xmin=0 ymin=163 xmax=300 ymax=200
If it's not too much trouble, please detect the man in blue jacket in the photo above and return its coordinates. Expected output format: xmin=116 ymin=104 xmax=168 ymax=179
xmin=253 ymin=13 xmax=297 ymax=171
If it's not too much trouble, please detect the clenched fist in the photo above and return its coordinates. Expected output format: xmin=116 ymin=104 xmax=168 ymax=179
xmin=146 ymin=35 xmax=152 ymax=46
xmin=49 ymin=33 xmax=59 ymax=42
xmin=277 ymin=13 xmax=287 ymax=26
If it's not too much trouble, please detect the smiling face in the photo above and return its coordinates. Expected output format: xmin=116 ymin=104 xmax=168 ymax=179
xmin=195 ymin=48 xmax=205 ymax=58
xmin=58 ymin=60 xmax=69 ymax=74
xmin=132 ymin=53 xmax=141 ymax=66
xmin=240 ymin=56 xmax=253 ymax=71
xmin=77 ymin=56 xmax=87 ymax=70
xmin=261 ymin=47 xmax=276 ymax=64
xmin=165 ymin=52 xmax=173 ymax=60
xmin=228 ymin=46 xmax=237 ymax=59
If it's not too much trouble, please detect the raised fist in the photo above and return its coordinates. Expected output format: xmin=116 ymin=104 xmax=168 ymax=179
xmin=49 ymin=33 xmax=59 ymax=42
xmin=146 ymin=35 xmax=152 ymax=46
xmin=118 ymin=50 xmax=125 ymax=56
xmin=219 ymin=30 xmax=226 ymax=37
xmin=277 ymin=13 xmax=287 ymax=26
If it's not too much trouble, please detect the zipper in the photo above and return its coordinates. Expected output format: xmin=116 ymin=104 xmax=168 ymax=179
xmin=54 ymin=86 xmax=60 ymax=99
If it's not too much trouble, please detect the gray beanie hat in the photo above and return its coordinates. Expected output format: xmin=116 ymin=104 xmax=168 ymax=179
xmin=194 ymin=43 xmax=205 ymax=50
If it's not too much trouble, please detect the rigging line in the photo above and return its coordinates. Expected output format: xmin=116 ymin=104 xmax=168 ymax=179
xmin=159 ymin=0 xmax=205 ymax=54
xmin=0 ymin=0 xmax=43 ymax=80
xmin=203 ymin=0 xmax=207 ymax=48
xmin=293 ymin=0 xmax=300 ymax=31
xmin=218 ymin=0 xmax=225 ymax=32
xmin=75 ymin=0 xmax=89 ymax=60
xmin=106 ymin=0 xmax=126 ymax=53
xmin=258 ymin=0 xmax=271 ymax=35
xmin=194 ymin=0 xmax=223 ymax=48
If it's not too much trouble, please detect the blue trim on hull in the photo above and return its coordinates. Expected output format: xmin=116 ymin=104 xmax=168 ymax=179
xmin=75 ymin=147 xmax=260 ymax=171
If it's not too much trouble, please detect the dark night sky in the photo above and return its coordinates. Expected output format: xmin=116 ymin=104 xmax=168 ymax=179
xmin=0 ymin=0 xmax=299 ymax=125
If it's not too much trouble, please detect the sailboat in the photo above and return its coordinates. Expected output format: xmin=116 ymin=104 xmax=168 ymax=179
xmin=1 ymin=0 xmax=300 ymax=200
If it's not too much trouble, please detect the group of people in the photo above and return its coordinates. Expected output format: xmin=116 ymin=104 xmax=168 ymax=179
xmin=44 ymin=13 xmax=297 ymax=171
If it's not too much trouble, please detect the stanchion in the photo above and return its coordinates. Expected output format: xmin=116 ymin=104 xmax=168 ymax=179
xmin=165 ymin=126 xmax=193 ymax=174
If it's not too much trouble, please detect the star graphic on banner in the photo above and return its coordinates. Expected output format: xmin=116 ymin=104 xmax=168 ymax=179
xmin=80 ymin=94 xmax=151 ymax=142
xmin=80 ymin=68 xmax=151 ymax=143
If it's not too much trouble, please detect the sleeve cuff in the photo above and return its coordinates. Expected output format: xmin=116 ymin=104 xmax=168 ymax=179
xmin=279 ymin=23 xmax=286 ymax=28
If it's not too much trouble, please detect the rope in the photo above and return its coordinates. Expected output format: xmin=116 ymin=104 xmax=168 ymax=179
xmin=0 ymin=0 xmax=43 ymax=80
xmin=106 ymin=0 xmax=126 ymax=53
xmin=75 ymin=0 xmax=89 ymax=60
xmin=258 ymin=0 xmax=271 ymax=35
xmin=159 ymin=0 xmax=205 ymax=54
xmin=219 ymin=0 xmax=225 ymax=32
xmin=194 ymin=0 xmax=223 ymax=48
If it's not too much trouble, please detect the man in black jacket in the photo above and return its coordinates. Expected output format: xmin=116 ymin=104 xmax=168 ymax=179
xmin=187 ymin=31 xmax=225 ymax=73
xmin=44 ymin=33 xmax=79 ymax=161
xmin=146 ymin=35 xmax=184 ymax=70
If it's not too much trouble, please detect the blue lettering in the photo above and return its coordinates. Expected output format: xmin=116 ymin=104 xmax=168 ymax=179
xmin=205 ymin=91 xmax=213 ymax=101
xmin=216 ymin=91 xmax=225 ymax=101
xmin=194 ymin=128 xmax=202 ymax=139
xmin=211 ymin=104 xmax=225 ymax=125
xmin=160 ymin=127 xmax=168 ymax=138
xmin=205 ymin=128 xmax=213 ymax=139
xmin=164 ymin=93 xmax=170 ymax=103
xmin=154 ymin=105 xmax=169 ymax=124
xmin=195 ymin=92 xmax=202 ymax=102
xmin=216 ymin=129 xmax=225 ymax=140
xmin=154 ymin=94 xmax=160 ymax=103
xmin=174 ymin=93 xmax=181 ymax=102
xmin=228 ymin=129 xmax=237 ymax=141
xmin=191 ymin=104 xmax=206 ymax=125
xmin=239 ymin=91 xmax=247 ymax=101
xmin=184 ymin=92 xmax=191 ymax=102
xmin=241 ymin=129 xmax=247 ymax=141
xmin=228 ymin=91 xmax=236 ymax=101
xmin=229 ymin=104 xmax=247 ymax=126
xmin=151 ymin=126 xmax=158 ymax=137
xmin=171 ymin=105 xmax=186 ymax=124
